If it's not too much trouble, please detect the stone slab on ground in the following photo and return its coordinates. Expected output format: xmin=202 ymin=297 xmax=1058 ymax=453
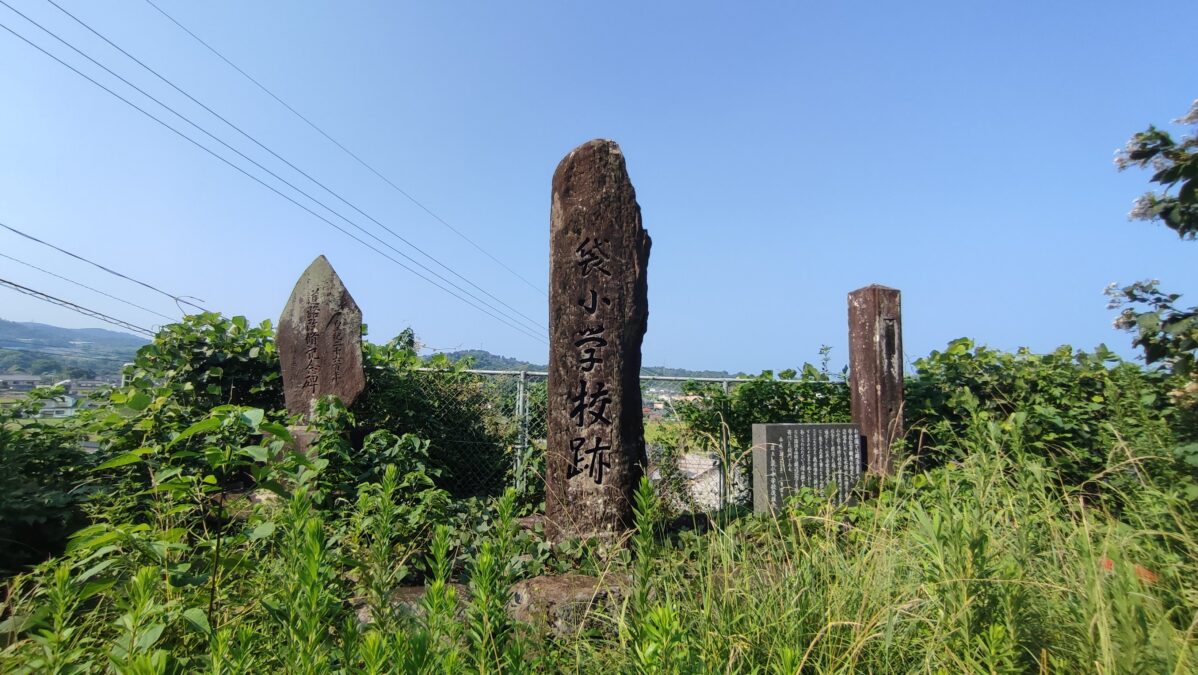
xmin=352 ymin=583 xmax=469 ymax=626
xmin=509 ymin=572 xmax=631 ymax=637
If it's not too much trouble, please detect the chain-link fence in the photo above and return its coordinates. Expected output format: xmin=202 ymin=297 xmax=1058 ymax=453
xmin=411 ymin=368 xmax=850 ymax=512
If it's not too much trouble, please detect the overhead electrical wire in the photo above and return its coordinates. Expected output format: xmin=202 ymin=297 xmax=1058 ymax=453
xmin=0 ymin=276 xmax=156 ymax=338
xmin=44 ymin=0 xmax=545 ymax=334
xmin=0 ymin=9 xmax=547 ymax=345
xmin=142 ymin=0 xmax=547 ymax=298
xmin=0 ymin=221 xmax=207 ymax=314
xmin=0 ymin=250 xmax=177 ymax=321
xmin=2 ymin=3 xmax=546 ymax=342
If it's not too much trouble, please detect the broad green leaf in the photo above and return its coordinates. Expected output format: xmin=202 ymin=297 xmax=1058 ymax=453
xmin=125 ymin=393 xmax=152 ymax=411
xmin=181 ymin=608 xmax=211 ymax=637
xmin=0 ymin=613 xmax=33 ymax=636
xmin=239 ymin=408 xmax=264 ymax=428
xmin=79 ymin=579 xmax=116 ymax=601
xmin=259 ymin=422 xmax=293 ymax=442
xmin=94 ymin=447 xmax=156 ymax=471
xmin=168 ymin=417 xmax=222 ymax=448
xmin=77 ymin=559 xmax=116 ymax=582
xmin=240 ymin=445 xmax=271 ymax=463
xmin=248 ymin=521 xmax=276 ymax=540
xmin=135 ymin=622 xmax=165 ymax=652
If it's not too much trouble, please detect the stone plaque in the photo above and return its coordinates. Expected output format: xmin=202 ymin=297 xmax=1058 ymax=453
xmin=545 ymin=139 xmax=651 ymax=542
xmin=751 ymin=423 xmax=864 ymax=513
xmin=278 ymin=255 xmax=365 ymax=418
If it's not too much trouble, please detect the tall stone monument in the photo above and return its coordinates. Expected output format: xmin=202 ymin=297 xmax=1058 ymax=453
xmin=278 ymin=255 xmax=366 ymax=427
xmin=545 ymin=140 xmax=651 ymax=542
xmin=847 ymin=284 xmax=903 ymax=475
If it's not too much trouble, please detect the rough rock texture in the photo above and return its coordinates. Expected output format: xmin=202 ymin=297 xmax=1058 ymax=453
xmin=508 ymin=573 xmax=630 ymax=637
xmin=847 ymin=285 xmax=903 ymax=474
xmin=352 ymin=583 xmax=469 ymax=627
xmin=545 ymin=139 xmax=651 ymax=542
xmin=277 ymin=255 xmax=365 ymax=418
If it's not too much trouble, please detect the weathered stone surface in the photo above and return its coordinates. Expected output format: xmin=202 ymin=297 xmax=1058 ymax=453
xmin=508 ymin=573 xmax=630 ymax=636
xmin=352 ymin=583 xmax=469 ymax=627
xmin=847 ymin=285 xmax=903 ymax=474
xmin=545 ymin=139 xmax=651 ymax=542
xmin=277 ymin=255 xmax=365 ymax=418
xmin=751 ymin=423 xmax=864 ymax=513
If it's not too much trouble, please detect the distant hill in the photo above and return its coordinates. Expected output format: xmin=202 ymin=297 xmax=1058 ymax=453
xmin=436 ymin=349 xmax=732 ymax=379
xmin=0 ymin=319 xmax=147 ymax=378
xmin=638 ymin=366 xmax=735 ymax=379
xmin=439 ymin=350 xmax=547 ymax=371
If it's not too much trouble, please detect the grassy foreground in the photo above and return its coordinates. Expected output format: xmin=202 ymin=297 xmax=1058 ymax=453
xmin=1 ymin=414 xmax=1195 ymax=674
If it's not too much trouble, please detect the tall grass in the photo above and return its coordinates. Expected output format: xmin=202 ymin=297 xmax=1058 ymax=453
xmin=2 ymin=415 xmax=1195 ymax=673
xmin=584 ymin=417 xmax=1198 ymax=673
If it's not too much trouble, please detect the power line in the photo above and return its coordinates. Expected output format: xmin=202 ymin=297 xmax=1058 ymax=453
xmin=143 ymin=0 xmax=546 ymax=298
xmin=0 ymin=221 xmax=207 ymax=314
xmin=43 ymin=0 xmax=545 ymax=334
xmin=0 ymin=276 xmax=156 ymax=338
xmin=0 ymin=6 xmax=546 ymax=344
xmin=0 ymin=250 xmax=176 ymax=321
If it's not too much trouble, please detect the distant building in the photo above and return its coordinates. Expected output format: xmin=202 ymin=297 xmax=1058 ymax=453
xmin=65 ymin=379 xmax=112 ymax=395
xmin=0 ymin=374 xmax=40 ymax=391
xmin=37 ymin=395 xmax=77 ymax=418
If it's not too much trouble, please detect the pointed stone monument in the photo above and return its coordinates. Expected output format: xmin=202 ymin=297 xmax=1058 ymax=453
xmin=278 ymin=256 xmax=365 ymax=435
xmin=545 ymin=139 xmax=651 ymax=543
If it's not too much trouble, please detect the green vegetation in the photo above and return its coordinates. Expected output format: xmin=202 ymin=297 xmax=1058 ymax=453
xmin=1109 ymin=99 xmax=1198 ymax=442
xmin=2 ymin=306 xmax=1194 ymax=672
xmin=1 ymin=364 xmax=1195 ymax=671
xmin=0 ymin=105 xmax=1195 ymax=673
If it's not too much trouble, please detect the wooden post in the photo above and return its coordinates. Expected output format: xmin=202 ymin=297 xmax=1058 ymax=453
xmin=847 ymin=285 xmax=903 ymax=474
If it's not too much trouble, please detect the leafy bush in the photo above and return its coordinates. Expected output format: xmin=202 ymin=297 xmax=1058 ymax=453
xmin=905 ymin=338 xmax=1176 ymax=486
xmin=0 ymin=393 xmax=95 ymax=575
xmin=122 ymin=312 xmax=283 ymax=414
xmin=674 ymin=362 xmax=851 ymax=453
xmin=354 ymin=331 xmax=517 ymax=498
xmin=2 ymin=406 xmax=1195 ymax=672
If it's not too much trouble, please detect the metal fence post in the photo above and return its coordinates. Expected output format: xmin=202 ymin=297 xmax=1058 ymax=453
xmin=515 ymin=371 xmax=528 ymax=493
xmin=719 ymin=377 xmax=730 ymax=507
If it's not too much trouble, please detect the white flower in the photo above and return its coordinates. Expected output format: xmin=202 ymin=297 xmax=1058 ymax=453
xmin=1129 ymin=194 xmax=1157 ymax=221
xmin=1174 ymin=100 xmax=1198 ymax=126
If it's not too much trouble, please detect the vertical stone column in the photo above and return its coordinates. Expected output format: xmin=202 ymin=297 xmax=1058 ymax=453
xmin=847 ymin=284 xmax=903 ymax=475
xmin=545 ymin=140 xmax=651 ymax=542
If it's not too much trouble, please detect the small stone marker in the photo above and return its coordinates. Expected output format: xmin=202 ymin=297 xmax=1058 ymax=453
xmin=545 ymin=139 xmax=651 ymax=542
xmin=278 ymin=255 xmax=366 ymax=423
xmin=751 ymin=423 xmax=864 ymax=513
xmin=847 ymin=285 xmax=903 ymax=475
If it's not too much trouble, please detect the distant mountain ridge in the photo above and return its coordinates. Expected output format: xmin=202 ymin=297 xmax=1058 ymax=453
xmin=0 ymin=319 xmax=733 ymax=381
xmin=0 ymin=319 xmax=146 ymax=378
xmin=437 ymin=349 xmax=733 ymax=379
xmin=0 ymin=319 xmax=147 ymax=352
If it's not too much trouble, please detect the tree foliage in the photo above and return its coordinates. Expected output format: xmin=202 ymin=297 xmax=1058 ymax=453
xmin=905 ymin=339 xmax=1176 ymax=488
xmin=1115 ymin=100 xmax=1198 ymax=240
xmin=1110 ymin=100 xmax=1198 ymax=437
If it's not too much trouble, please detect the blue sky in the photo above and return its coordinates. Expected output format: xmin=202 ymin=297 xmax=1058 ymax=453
xmin=0 ymin=1 xmax=1195 ymax=373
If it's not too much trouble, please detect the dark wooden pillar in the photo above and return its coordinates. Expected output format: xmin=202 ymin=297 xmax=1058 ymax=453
xmin=847 ymin=285 xmax=903 ymax=474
